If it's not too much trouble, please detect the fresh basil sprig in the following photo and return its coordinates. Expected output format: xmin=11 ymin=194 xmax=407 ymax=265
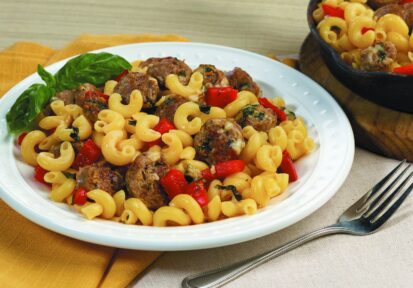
xmin=6 ymin=52 xmax=131 ymax=134
xmin=6 ymin=84 xmax=55 ymax=133
xmin=55 ymin=52 xmax=131 ymax=91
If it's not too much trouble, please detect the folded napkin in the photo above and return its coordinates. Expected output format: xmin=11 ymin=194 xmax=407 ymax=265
xmin=0 ymin=33 xmax=188 ymax=288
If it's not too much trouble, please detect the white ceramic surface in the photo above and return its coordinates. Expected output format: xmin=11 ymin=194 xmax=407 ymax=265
xmin=0 ymin=42 xmax=354 ymax=251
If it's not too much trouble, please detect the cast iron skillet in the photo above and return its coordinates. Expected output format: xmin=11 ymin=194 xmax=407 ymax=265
xmin=307 ymin=0 xmax=413 ymax=113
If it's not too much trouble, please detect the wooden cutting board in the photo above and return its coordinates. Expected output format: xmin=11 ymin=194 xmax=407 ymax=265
xmin=299 ymin=34 xmax=413 ymax=162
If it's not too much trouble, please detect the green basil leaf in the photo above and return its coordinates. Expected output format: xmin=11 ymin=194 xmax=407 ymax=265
xmin=37 ymin=64 xmax=56 ymax=88
xmin=54 ymin=52 xmax=131 ymax=91
xmin=6 ymin=84 xmax=55 ymax=134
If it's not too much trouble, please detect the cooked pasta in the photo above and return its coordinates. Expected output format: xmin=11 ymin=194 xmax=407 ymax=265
xmin=13 ymin=54 xmax=315 ymax=227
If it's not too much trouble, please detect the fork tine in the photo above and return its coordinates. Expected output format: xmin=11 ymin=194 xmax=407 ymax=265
xmin=365 ymin=159 xmax=406 ymax=202
xmin=365 ymin=170 xmax=413 ymax=221
xmin=370 ymin=180 xmax=413 ymax=229
xmin=363 ymin=164 xmax=411 ymax=214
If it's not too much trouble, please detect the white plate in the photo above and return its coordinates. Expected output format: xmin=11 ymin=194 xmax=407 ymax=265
xmin=0 ymin=42 xmax=354 ymax=251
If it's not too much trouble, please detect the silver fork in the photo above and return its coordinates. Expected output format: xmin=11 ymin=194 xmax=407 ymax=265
xmin=182 ymin=160 xmax=413 ymax=288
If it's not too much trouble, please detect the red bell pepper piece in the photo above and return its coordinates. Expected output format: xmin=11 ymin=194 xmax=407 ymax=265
xmin=185 ymin=180 xmax=208 ymax=207
xmin=73 ymin=187 xmax=88 ymax=205
xmin=400 ymin=0 xmax=413 ymax=4
xmin=160 ymin=169 xmax=188 ymax=199
xmin=148 ymin=118 xmax=176 ymax=147
xmin=215 ymin=160 xmax=245 ymax=178
xmin=201 ymin=168 xmax=216 ymax=182
xmin=279 ymin=151 xmax=298 ymax=182
xmin=34 ymin=165 xmax=50 ymax=185
xmin=205 ymin=87 xmax=238 ymax=108
xmin=361 ymin=27 xmax=374 ymax=34
xmin=17 ymin=132 xmax=27 ymax=145
xmin=322 ymin=4 xmax=345 ymax=19
xmin=393 ymin=63 xmax=413 ymax=76
xmin=72 ymin=139 xmax=102 ymax=169
xmin=115 ymin=69 xmax=129 ymax=82
xmin=201 ymin=160 xmax=245 ymax=181
xmin=258 ymin=97 xmax=287 ymax=122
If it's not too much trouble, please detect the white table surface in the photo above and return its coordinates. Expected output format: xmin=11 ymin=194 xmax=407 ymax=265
xmin=1 ymin=1 xmax=412 ymax=287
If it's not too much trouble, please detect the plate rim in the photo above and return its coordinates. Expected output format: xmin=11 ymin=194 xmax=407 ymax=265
xmin=0 ymin=41 xmax=354 ymax=251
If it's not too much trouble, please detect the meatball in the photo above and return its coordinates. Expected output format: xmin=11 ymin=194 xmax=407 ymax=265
xmin=368 ymin=0 xmax=399 ymax=9
xmin=227 ymin=67 xmax=260 ymax=96
xmin=125 ymin=153 xmax=169 ymax=210
xmin=54 ymin=90 xmax=75 ymax=105
xmin=360 ymin=41 xmax=397 ymax=72
xmin=194 ymin=64 xmax=229 ymax=87
xmin=76 ymin=162 xmax=125 ymax=195
xmin=74 ymin=83 xmax=107 ymax=123
xmin=194 ymin=118 xmax=245 ymax=165
xmin=113 ymin=72 xmax=160 ymax=109
xmin=139 ymin=57 xmax=192 ymax=87
xmin=235 ymin=104 xmax=277 ymax=132
xmin=375 ymin=3 xmax=413 ymax=29
xmin=154 ymin=94 xmax=188 ymax=123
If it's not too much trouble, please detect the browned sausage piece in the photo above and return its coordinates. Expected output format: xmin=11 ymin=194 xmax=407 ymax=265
xmin=194 ymin=64 xmax=229 ymax=87
xmin=76 ymin=161 xmax=125 ymax=195
xmin=74 ymin=83 xmax=107 ymax=123
xmin=360 ymin=41 xmax=397 ymax=72
xmin=235 ymin=104 xmax=277 ymax=132
xmin=139 ymin=57 xmax=192 ymax=87
xmin=194 ymin=118 xmax=245 ymax=165
xmin=125 ymin=153 xmax=169 ymax=210
xmin=113 ymin=72 xmax=160 ymax=109
xmin=154 ymin=94 xmax=188 ymax=123
xmin=54 ymin=90 xmax=75 ymax=105
xmin=227 ymin=67 xmax=260 ymax=96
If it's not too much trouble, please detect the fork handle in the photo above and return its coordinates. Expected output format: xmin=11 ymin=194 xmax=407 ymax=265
xmin=182 ymin=225 xmax=346 ymax=288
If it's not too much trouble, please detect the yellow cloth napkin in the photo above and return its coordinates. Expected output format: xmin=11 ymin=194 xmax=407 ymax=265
xmin=0 ymin=33 xmax=188 ymax=288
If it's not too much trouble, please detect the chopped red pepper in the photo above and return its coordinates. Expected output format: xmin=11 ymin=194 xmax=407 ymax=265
xmin=215 ymin=160 xmax=245 ymax=178
xmin=160 ymin=169 xmax=188 ymax=199
xmin=34 ymin=165 xmax=50 ymax=185
xmin=361 ymin=27 xmax=374 ymax=34
xmin=201 ymin=168 xmax=216 ymax=182
xmin=185 ymin=180 xmax=208 ymax=207
xmin=201 ymin=160 xmax=246 ymax=181
xmin=205 ymin=87 xmax=238 ymax=108
xmin=72 ymin=139 xmax=102 ymax=169
xmin=17 ymin=132 xmax=27 ymax=145
xmin=393 ymin=63 xmax=413 ymax=76
xmin=280 ymin=151 xmax=298 ymax=182
xmin=400 ymin=0 xmax=413 ymax=4
xmin=148 ymin=118 xmax=176 ymax=147
xmin=322 ymin=4 xmax=345 ymax=19
xmin=258 ymin=97 xmax=287 ymax=122
xmin=115 ymin=69 xmax=129 ymax=82
xmin=73 ymin=187 xmax=88 ymax=205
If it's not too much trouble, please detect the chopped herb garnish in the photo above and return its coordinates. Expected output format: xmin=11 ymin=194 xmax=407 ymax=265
xmin=201 ymin=141 xmax=211 ymax=152
xmin=216 ymin=185 xmax=242 ymax=201
xmin=178 ymin=70 xmax=187 ymax=77
xmin=204 ymin=66 xmax=213 ymax=73
xmin=128 ymin=119 xmax=137 ymax=126
xmin=240 ymin=83 xmax=250 ymax=90
xmin=63 ymin=172 xmax=76 ymax=179
xmin=226 ymin=138 xmax=235 ymax=146
xmin=256 ymin=112 xmax=265 ymax=120
xmin=69 ymin=127 xmax=80 ymax=142
xmin=199 ymin=104 xmax=211 ymax=114
xmin=282 ymin=108 xmax=296 ymax=120
xmin=376 ymin=43 xmax=386 ymax=63
xmin=184 ymin=175 xmax=195 ymax=183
